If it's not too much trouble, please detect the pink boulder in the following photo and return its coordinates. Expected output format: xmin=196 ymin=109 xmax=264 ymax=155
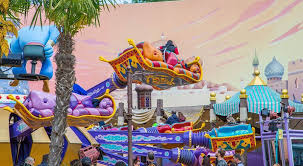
xmin=86 ymin=108 xmax=101 ymax=116
xmin=39 ymin=109 xmax=54 ymax=117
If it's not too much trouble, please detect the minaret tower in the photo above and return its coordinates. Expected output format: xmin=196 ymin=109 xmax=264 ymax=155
xmin=252 ymin=49 xmax=259 ymax=72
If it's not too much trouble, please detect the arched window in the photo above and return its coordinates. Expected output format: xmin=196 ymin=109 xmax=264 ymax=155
xmin=295 ymin=78 xmax=299 ymax=88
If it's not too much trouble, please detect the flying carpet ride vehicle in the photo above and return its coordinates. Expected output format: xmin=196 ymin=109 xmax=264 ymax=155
xmin=3 ymin=89 xmax=116 ymax=128
xmin=99 ymin=39 xmax=203 ymax=90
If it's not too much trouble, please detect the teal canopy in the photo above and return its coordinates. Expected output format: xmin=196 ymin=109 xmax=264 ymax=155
xmin=213 ymin=85 xmax=303 ymax=116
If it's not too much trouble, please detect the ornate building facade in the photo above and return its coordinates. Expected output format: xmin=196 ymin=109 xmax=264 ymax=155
xmin=264 ymin=57 xmax=288 ymax=94
xmin=288 ymin=59 xmax=303 ymax=101
xmin=257 ymin=56 xmax=303 ymax=101
xmin=135 ymin=84 xmax=153 ymax=109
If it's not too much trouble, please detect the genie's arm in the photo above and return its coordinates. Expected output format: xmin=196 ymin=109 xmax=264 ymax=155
xmin=10 ymin=37 xmax=22 ymax=54
xmin=47 ymin=25 xmax=60 ymax=46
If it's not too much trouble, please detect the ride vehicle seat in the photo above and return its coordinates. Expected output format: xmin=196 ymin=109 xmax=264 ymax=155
xmin=157 ymin=125 xmax=171 ymax=133
xmin=172 ymin=122 xmax=193 ymax=132
xmin=23 ymin=43 xmax=45 ymax=75
xmin=79 ymin=145 xmax=100 ymax=164
xmin=209 ymin=124 xmax=252 ymax=137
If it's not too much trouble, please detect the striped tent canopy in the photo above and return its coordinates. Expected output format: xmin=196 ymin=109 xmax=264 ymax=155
xmin=289 ymin=100 xmax=303 ymax=112
xmin=213 ymin=85 xmax=303 ymax=116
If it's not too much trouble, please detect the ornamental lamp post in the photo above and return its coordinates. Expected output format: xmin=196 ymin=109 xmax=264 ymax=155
xmin=127 ymin=66 xmax=133 ymax=166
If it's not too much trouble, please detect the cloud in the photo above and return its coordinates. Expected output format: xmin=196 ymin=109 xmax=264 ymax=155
xmin=82 ymin=39 xmax=109 ymax=46
xmin=251 ymin=0 xmax=303 ymax=31
xmin=211 ymin=42 xmax=248 ymax=56
xmin=172 ymin=8 xmax=219 ymax=34
xmin=271 ymin=21 xmax=303 ymax=44
xmin=216 ymin=55 xmax=246 ymax=67
xmin=95 ymin=49 xmax=116 ymax=56
xmin=196 ymin=0 xmax=275 ymax=48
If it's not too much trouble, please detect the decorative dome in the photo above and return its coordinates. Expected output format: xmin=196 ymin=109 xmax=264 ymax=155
xmin=264 ymin=57 xmax=284 ymax=79
xmin=252 ymin=55 xmax=259 ymax=67
xmin=135 ymin=84 xmax=153 ymax=92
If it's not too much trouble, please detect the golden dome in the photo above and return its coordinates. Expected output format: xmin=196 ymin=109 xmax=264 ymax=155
xmin=280 ymin=89 xmax=289 ymax=99
xmin=240 ymin=89 xmax=248 ymax=99
xmin=210 ymin=92 xmax=216 ymax=97
xmin=225 ymin=95 xmax=231 ymax=100
xmin=210 ymin=92 xmax=216 ymax=101
xmin=254 ymin=70 xmax=260 ymax=76
xmin=248 ymin=70 xmax=267 ymax=86
xmin=282 ymin=89 xmax=288 ymax=94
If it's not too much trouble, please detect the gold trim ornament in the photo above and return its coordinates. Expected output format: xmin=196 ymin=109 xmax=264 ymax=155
xmin=176 ymin=148 xmax=181 ymax=163
xmin=0 ymin=0 xmax=9 ymax=13
xmin=0 ymin=15 xmax=18 ymax=58
xmin=189 ymin=131 xmax=192 ymax=147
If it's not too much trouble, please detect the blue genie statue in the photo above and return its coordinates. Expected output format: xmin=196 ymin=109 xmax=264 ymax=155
xmin=9 ymin=25 xmax=60 ymax=92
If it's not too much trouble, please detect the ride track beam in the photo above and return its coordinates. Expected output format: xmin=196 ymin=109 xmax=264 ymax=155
xmin=88 ymin=130 xmax=185 ymax=144
xmin=99 ymin=143 xmax=172 ymax=159
xmin=88 ymin=130 xmax=210 ymax=148
xmin=0 ymin=73 xmax=49 ymax=81
xmin=98 ymin=151 xmax=128 ymax=166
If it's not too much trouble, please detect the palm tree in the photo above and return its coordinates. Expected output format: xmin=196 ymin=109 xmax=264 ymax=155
xmin=6 ymin=0 xmax=117 ymax=165
xmin=132 ymin=0 xmax=177 ymax=3
xmin=0 ymin=0 xmax=31 ymax=57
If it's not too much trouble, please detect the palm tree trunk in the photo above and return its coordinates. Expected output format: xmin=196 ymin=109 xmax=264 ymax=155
xmin=48 ymin=31 xmax=76 ymax=166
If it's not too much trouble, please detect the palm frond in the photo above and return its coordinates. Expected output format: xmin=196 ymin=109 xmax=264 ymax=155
xmin=32 ymin=0 xmax=118 ymax=36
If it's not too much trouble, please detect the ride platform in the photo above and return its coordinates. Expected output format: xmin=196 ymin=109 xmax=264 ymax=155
xmin=2 ymin=90 xmax=116 ymax=129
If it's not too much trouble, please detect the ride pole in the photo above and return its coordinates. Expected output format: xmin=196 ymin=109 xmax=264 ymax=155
xmin=127 ymin=66 xmax=133 ymax=166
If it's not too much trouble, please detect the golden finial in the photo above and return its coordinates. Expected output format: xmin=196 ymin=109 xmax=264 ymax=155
xmin=225 ymin=95 xmax=231 ymax=101
xmin=254 ymin=70 xmax=260 ymax=76
xmin=280 ymin=89 xmax=289 ymax=99
xmin=210 ymin=92 xmax=216 ymax=101
xmin=248 ymin=69 xmax=267 ymax=86
xmin=240 ymin=89 xmax=248 ymax=99
xmin=128 ymin=39 xmax=136 ymax=47
xmin=301 ymin=93 xmax=303 ymax=103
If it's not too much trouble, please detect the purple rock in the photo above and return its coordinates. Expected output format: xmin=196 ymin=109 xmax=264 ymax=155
xmin=99 ymin=100 xmax=108 ymax=109
xmin=106 ymin=107 xmax=114 ymax=115
xmin=28 ymin=91 xmax=56 ymax=110
xmin=23 ymin=97 xmax=33 ymax=110
xmin=30 ymin=108 xmax=41 ymax=117
xmin=86 ymin=108 xmax=100 ymax=116
xmin=40 ymin=109 xmax=54 ymax=117
xmin=70 ymin=93 xmax=93 ymax=109
xmin=78 ymin=108 xmax=89 ymax=116
xmin=70 ymin=94 xmax=79 ymax=110
xmin=98 ymin=108 xmax=110 ymax=116
xmin=72 ymin=109 xmax=80 ymax=116
xmin=105 ymin=100 xmax=113 ymax=107
xmin=67 ymin=108 xmax=72 ymax=115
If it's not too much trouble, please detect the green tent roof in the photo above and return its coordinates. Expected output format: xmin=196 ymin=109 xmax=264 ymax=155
xmin=213 ymin=85 xmax=303 ymax=116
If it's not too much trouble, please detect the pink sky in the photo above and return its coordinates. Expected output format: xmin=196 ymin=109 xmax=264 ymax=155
xmin=18 ymin=0 xmax=303 ymax=92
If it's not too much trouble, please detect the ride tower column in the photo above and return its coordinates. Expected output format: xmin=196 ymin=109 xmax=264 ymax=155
xmin=126 ymin=66 xmax=133 ymax=166
xmin=209 ymin=92 xmax=216 ymax=128
xmin=156 ymin=99 xmax=164 ymax=124
xmin=239 ymin=89 xmax=248 ymax=123
xmin=117 ymin=103 xmax=125 ymax=126
xmin=281 ymin=89 xmax=294 ymax=166
xmin=239 ymin=89 xmax=248 ymax=166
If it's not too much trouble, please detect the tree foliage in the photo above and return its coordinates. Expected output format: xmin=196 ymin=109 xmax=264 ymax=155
xmin=0 ymin=0 xmax=31 ymax=58
xmin=132 ymin=0 xmax=177 ymax=3
xmin=30 ymin=0 xmax=117 ymax=36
